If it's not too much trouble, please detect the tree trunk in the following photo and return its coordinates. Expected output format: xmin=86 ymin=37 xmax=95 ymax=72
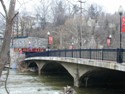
xmin=0 ymin=0 xmax=16 ymax=77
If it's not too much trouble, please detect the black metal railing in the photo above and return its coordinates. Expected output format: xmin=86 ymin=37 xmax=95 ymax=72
xmin=25 ymin=48 xmax=125 ymax=63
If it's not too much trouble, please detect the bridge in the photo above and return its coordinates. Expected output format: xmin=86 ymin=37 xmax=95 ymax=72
xmin=23 ymin=49 xmax=125 ymax=87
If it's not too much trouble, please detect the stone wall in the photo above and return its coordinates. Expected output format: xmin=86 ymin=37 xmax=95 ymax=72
xmin=10 ymin=48 xmax=25 ymax=68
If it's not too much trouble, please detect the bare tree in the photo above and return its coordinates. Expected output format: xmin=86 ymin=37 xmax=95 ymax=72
xmin=88 ymin=4 xmax=102 ymax=35
xmin=35 ymin=0 xmax=50 ymax=30
xmin=20 ymin=14 xmax=35 ymax=36
xmin=0 ymin=0 xmax=16 ymax=77
xmin=52 ymin=1 xmax=67 ymax=26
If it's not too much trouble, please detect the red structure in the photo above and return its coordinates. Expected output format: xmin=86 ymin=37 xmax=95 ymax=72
xmin=49 ymin=36 xmax=53 ymax=45
xmin=122 ymin=16 xmax=125 ymax=32
xmin=14 ymin=48 xmax=46 ymax=53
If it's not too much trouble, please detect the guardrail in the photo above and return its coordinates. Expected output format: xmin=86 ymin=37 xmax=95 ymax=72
xmin=25 ymin=48 xmax=125 ymax=63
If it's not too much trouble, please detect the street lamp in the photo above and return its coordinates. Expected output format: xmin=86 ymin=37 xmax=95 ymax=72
xmin=118 ymin=6 xmax=123 ymax=63
xmin=118 ymin=6 xmax=123 ymax=49
xmin=47 ymin=31 xmax=50 ymax=50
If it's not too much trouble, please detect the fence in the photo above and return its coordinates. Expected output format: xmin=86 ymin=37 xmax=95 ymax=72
xmin=25 ymin=49 xmax=125 ymax=63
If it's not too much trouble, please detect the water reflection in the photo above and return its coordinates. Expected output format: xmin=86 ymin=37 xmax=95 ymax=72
xmin=0 ymin=69 xmax=125 ymax=94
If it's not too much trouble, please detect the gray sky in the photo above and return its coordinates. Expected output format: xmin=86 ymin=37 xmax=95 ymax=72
xmin=0 ymin=0 xmax=125 ymax=14
xmin=73 ymin=0 xmax=125 ymax=14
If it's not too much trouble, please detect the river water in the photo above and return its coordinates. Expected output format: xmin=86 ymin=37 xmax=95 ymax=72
xmin=0 ymin=69 xmax=125 ymax=94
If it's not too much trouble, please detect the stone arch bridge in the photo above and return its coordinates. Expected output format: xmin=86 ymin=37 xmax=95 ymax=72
xmin=23 ymin=53 xmax=125 ymax=87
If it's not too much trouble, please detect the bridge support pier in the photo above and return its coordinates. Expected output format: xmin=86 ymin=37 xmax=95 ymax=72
xmin=62 ymin=63 xmax=96 ymax=87
xmin=74 ymin=71 xmax=79 ymax=87
xmin=36 ymin=61 xmax=45 ymax=76
xmin=62 ymin=63 xmax=80 ymax=87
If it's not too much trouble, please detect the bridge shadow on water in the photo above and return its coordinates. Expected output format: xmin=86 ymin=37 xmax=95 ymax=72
xmin=80 ymin=68 xmax=125 ymax=89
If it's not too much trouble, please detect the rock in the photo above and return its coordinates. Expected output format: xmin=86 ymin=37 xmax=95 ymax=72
xmin=60 ymin=85 xmax=77 ymax=94
xmin=37 ymin=88 xmax=41 ymax=91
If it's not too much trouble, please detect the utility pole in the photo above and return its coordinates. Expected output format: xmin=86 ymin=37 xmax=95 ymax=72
xmin=78 ymin=0 xmax=85 ymax=48
xmin=16 ymin=13 xmax=19 ymax=37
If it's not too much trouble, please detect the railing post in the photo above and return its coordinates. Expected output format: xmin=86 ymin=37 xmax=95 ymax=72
xmin=90 ymin=49 xmax=91 ymax=59
xmin=72 ymin=49 xmax=73 ymax=58
xmin=48 ymin=50 xmax=49 ymax=57
xmin=117 ymin=48 xmax=123 ymax=63
xmin=54 ymin=51 xmax=56 ymax=56
xmin=59 ymin=49 xmax=60 ymax=57
xmin=79 ymin=48 xmax=81 ymax=58
xmin=102 ymin=49 xmax=103 ymax=60
xmin=65 ymin=48 xmax=66 ymax=57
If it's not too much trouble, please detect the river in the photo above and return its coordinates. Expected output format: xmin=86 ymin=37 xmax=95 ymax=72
xmin=0 ymin=69 xmax=125 ymax=94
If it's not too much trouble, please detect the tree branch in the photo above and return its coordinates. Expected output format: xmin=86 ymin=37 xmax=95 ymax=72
xmin=12 ymin=12 xmax=19 ymax=21
xmin=0 ymin=12 xmax=5 ymax=19
xmin=0 ymin=0 xmax=7 ymax=17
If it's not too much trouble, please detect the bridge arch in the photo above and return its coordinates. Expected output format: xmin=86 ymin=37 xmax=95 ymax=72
xmin=23 ymin=55 xmax=125 ymax=87
xmin=27 ymin=61 xmax=38 ymax=72
xmin=24 ymin=60 xmax=97 ymax=87
xmin=79 ymin=68 xmax=125 ymax=88
xmin=33 ymin=60 xmax=73 ymax=80
xmin=41 ymin=62 xmax=70 ymax=74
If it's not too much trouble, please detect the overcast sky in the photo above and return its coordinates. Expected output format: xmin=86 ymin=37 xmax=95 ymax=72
xmin=0 ymin=0 xmax=125 ymax=14
xmin=25 ymin=0 xmax=125 ymax=14
xmin=73 ymin=0 xmax=125 ymax=14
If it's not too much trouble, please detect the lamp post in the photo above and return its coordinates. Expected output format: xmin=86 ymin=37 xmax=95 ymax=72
xmin=118 ymin=6 xmax=123 ymax=49
xmin=118 ymin=6 xmax=123 ymax=63
xmin=47 ymin=31 xmax=50 ymax=50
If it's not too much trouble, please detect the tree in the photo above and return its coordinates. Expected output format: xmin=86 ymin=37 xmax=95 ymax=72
xmin=35 ymin=0 xmax=51 ymax=30
xmin=19 ymin=14 xmax=35 ymax=36
xmin=88 ymin=4 xmax=102 ymax=35
xmin=0 ymin=0 xmax=16 ymax=77
xmin=52 ymin=1 xmax=67 ymax=26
